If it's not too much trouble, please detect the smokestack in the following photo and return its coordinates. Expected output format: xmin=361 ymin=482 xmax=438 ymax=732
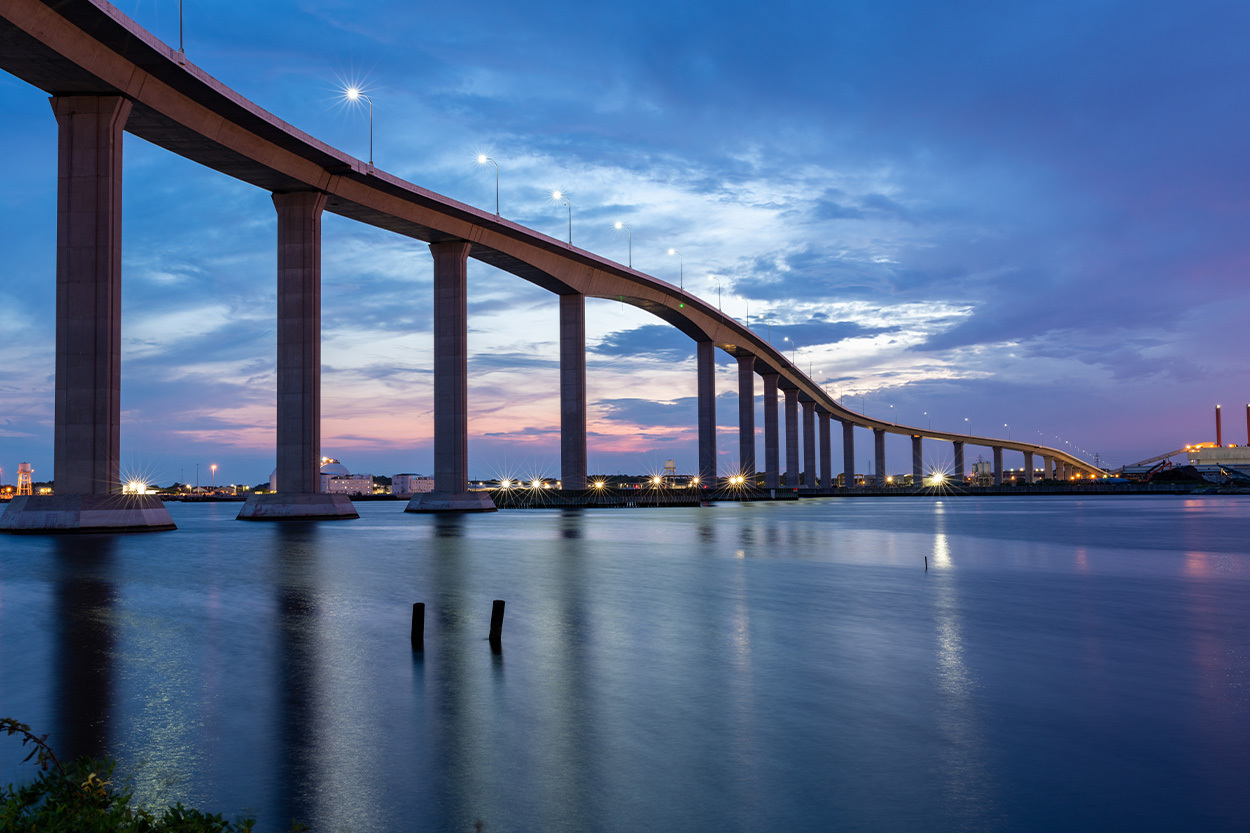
xmin=1216 ymin=404 xmax=1223 ymax=447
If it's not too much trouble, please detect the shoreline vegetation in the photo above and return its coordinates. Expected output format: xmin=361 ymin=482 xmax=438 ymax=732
xmin=1 ymin=719 xmax=305 ymax=832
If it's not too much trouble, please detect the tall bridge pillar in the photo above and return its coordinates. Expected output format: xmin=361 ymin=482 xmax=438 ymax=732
xmin=407 ymin=241 xmax=496 ymax=512
xmin=763 ymin=373 xmax=779 ymax=489
xmin=802 ymin=400 xmax=816 ymax=490
xmin=874 ymin=428 xmax=886 ymax=487
xmin=737 ymin=355 xmax=756 ymax=483
xmin=842 ymin=421 xmax=855 ymax=488
xmin=1024 ymin=451 xmax=1035 ymax=484
xmin=4 ymin=96 xmax=174 ymax=533
xmin=818 ymin=411 xmax=832 ymax=491
xmin=240 ymin=191 xmax=357 ymax=520
xmin=953 ymin=441 xmax=965 ymax=484
xmin=993 ymin=446 xmax=1003 ymax=486
xmin=784 ymin=388 xmax=799 ymax=488
xmin=559 ymin=293 xmax=587 ymax=490
xmin=912 ymin=435 xmax=923 ymax=483
xmin=697 ymin=341 xmax=717 ymax=487
xmin=1044 ymin=456 xmax=1053 ymax=480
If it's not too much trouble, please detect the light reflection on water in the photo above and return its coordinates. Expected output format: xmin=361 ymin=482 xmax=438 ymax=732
xmin=0 ymin=495 xmax=1248 ymax=831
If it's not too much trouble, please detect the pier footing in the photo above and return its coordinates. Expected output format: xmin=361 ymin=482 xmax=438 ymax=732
xmin=405 ymin=491 xmax=498 ymax=513
xmin=0 ymin=494 xmax=176 ymax=534
xmin=236 ymin=493 xmax=359 ymax=521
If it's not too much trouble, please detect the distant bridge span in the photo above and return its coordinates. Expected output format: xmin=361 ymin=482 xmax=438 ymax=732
xmin=0 ymin=0 xmax=1099 ymax=530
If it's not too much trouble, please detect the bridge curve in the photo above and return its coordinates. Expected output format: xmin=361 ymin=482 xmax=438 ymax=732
xmin=0 ymin=0 xmax=1100 ymax=521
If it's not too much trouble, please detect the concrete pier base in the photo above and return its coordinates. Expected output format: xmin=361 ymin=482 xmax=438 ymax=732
xmin=237 ymin=493 xmax=358 ymax=521
xmin=405 ymin=491 xmax=498 ymax=513
xmin=763 ymin=373 xmax=779 ymax=489
xmin=1 ymin=494 xmax=175 ymax=534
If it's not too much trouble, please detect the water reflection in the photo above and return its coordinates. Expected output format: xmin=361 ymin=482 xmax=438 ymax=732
xmin=53 ymin=536 xmax=117 ymax=761
xmin=929 ymin=504 xmax=996 ymax=823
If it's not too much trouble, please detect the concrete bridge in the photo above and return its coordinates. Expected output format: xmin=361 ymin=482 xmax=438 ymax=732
xmin=0 ymin=0 xmax=1100 ymax=532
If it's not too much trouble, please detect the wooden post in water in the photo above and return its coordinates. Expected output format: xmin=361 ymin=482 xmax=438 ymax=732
xmin=411 ymin=602 xmax=425 ymax=650
xmin=489 ymin=599 xmax=505 ymax=645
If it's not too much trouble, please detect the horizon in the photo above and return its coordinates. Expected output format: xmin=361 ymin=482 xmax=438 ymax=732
xmin=2 ymin=0 xmax=1248 ymax=487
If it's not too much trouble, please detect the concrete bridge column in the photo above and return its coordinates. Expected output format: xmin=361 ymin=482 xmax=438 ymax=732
xmin=4 ymin=96 xmax=175 ymax=533
xmin=784 ymin=388 xmax=799 ymax=488
xmin=912 ymin=435 xmax=923 ymax=483
xmin=953 ymin=441 xmax=965 ymax=484
xmin=1044 ymin=456 xmax=1053 ymax=480
xmin=559 ymin=293 xmax=587 ymax=490
xmin=1024 ymin=451 xmax=1035 ymax=484
xmin=802 ymin=400 xmax=816 ymax=491
xmin=407 ymin=241 xmax=496 ymax=512
xmin=737 ymin=355 xmax=756 ymax=483
xmin=697 ymin=341 xmax=717 ymax=487
xmin=842 ymin=421 xmax=855 ymax=488
xmin=874 ymin=428 xmax=886 ymax=487
xmin=1057 ymin=461 xmax=1067 ymax=481
xmin=818 ymin=411 xmax=832 ymax=492
xmin=993 ymin=446 xmax=1003 ymax=486
xmin=763 ymin=373 xmax=779 ymax=489
xmin=240 ymin=191 xmax=357 ymax=520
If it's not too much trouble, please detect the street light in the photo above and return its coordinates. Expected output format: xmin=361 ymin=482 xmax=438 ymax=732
xmin=964 ymin=417 xmax=971 ymax=435
xmin=668 ymin=248 xmax=683 ymax=289
xmin=614 ymin=221 xmax=631 ymax=267
xmin=924 ymin=411 xmax=931 ymax=430
xmin=552 ymin=190 xmax=571 ymax=245
xmin=783 ymin=336 xmax=796 ymax=362
xmin=343 ymin=86 xmax=374 ymax=166
xmin=210 ymin=463 xmax=217 ymax=488
xmin=1004 ymin=423 xmax=1011 ymax=440
xmin=710 ymin=274 xmax=722 ymax=310
xmin=476 ymin=154 xmax=499 ymax=216
xmin=178 ymin=0 xmax=184 ymax=53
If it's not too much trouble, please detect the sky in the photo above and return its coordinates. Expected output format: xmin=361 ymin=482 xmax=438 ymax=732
xmin=1 ymin=0 xmax=1249 ymax=487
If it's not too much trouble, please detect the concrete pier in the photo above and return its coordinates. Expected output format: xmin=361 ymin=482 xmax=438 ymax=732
xmin=407 ymin=241 xmax=496 ymax=512
xmin=802 ymin=400 xmax=816 ymax=490
xmin=1044 ymin=456 xmax=1053 ymax=480
xmin=842 ymin=421 xmax=855 ymax=488
xmin=784 ymin=388 xmax=799 ymax=489
xmin=559 ymin=293 xmax=587 ymax=490
xmin=874 ymin=428 xmax=886 ymax=487
xmin=818 ymin=411 xmax=832 ymax=492
xmin=3 ymin=96 xmax=174 ymax=533
xmin=993 ymin=446 xmax=1003 ymax=486
xmin=239 ymin=191 xmax=356 ymax=521
xmin=697 ymin=341 xmax=717 ymax=487
xmin=912 ymin=435 xmax=923 ymax=482
xmin=954 ymin=441 xmax=965 ymax=484
xmin=737 ymin=355 xmax=756 ymax=482
xmin=763 ymin=373 xmax=779 ymax=489
xmin=1024 ymin=451 xmax=1035 ymax=484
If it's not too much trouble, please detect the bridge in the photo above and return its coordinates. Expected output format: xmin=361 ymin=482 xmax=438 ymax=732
xmin=0 ymin=0 xmax=1101 ymax=532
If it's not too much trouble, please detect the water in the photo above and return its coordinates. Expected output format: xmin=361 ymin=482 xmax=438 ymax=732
xmin=1 ymin=496 xmax=1247 ymax=832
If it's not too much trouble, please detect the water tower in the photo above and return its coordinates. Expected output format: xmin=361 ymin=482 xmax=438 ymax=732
xmin=17 ymin=463 xmax=33 ymax=496
xmin=664 ymin=459 xmax=677 ymax=477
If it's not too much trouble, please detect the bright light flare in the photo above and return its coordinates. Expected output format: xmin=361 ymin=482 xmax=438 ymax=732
xmin=551 ymin=189 xmax=564 ymax=201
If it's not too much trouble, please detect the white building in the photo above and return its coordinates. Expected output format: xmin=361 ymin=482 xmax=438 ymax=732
xmin=325 ymin=473 xmax=374 ymax=496
xmin=392 ymin=473 xmax=435 ymax=497
xmin=1187 ymin=445 xmax=1250 ymax=471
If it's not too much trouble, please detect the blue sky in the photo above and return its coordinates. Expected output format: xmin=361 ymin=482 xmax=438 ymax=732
xmin=1 ymin=0 xmax=1248 ymax=486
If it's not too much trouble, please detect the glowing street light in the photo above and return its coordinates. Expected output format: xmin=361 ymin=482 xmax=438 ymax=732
xmin=343 ymin=86 xmax=374 ymax=166
xmin=1004 ymin=423 xmax=1011 ymax=440
xmin=477 ymin=154 xmax=499 ymax=216
xmin=924 ymin=410 xmax=931 ymax=430
xmin=964 ymin=417 xmax=971 ymax=435
xmin=783 ymin=336 xmax=796 ymax=362
xmin=614 ymin=221 xmax=632 ymax=267
xmin=668 ymin=248 xmax=683 ymax=289
xmin=552 ymin=190 xmax=571 ymax=245
xmin=210 ymin=463 xmax=217 ymax=487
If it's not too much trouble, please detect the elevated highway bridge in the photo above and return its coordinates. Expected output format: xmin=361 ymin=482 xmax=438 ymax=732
xmin=0 ymin=0 xmax=1101 ymax=531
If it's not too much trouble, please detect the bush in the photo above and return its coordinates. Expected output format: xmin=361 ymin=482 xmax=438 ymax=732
xmin=1 ymin=718 xmax=299 ymax=832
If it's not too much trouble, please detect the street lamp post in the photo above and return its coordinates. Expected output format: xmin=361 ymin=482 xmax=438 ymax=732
xmin=1004 ymin=423 xmax=1011 ymax=440
xmin=344 ymin=86 xmax=374 ymax=166
xmin=552 ymin=190 xmax=571 ymax=245
xmin=667 ymin=248 xmax=683 ymax=289
xmin=477 ymin=154 xmax=499 ymax=215
xmin=614 ymin=221 xmax=632 ymax=267
xmin=178 ymin=0 xmax=184 ymax=53
xmin=711 ymin=275 xmax=722 ymax=310
xmin=924 ymin=411 xmax=931 ymax=430
xmin=964 ymin=417 xmax=971 ymax=435
xmin=210 ymin=464 xmax=217 ymax=488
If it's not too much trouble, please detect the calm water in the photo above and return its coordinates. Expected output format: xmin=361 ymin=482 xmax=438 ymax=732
xmin=1 ymin=496 xmax=1248 ymax=832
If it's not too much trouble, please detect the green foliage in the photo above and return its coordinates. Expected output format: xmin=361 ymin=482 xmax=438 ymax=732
xmin=1 ymin=718 xmax=301 ymax=833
